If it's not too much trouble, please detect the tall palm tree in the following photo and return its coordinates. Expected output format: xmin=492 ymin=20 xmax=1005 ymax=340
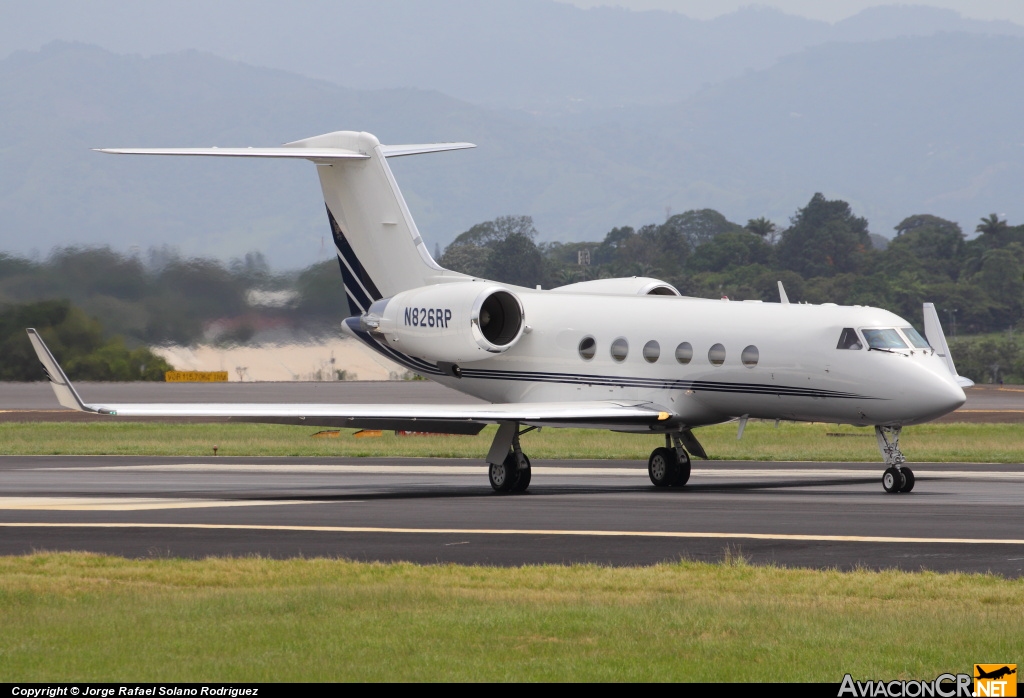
xmin=976 ymin=213 xmax=1008 ymax=239
xmin=745 ymin=217 xmax=777 ymax=243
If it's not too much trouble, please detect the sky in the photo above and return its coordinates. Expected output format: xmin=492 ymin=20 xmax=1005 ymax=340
xmin=561 ymin=0 xmax=1024 ymax=23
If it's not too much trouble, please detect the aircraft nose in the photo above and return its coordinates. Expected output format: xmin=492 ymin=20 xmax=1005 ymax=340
xmin=910 ymin=370 xmax=966 ymax=422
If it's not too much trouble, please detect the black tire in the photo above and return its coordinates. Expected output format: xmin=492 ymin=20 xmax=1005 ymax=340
xmin=882 ymin=466 xmax=904 ymax=494
xmin=648 ymin=447 xmax=678 ymax=487
xmin=489 ymin=457 xmax=516 ymax=492
xmin=900 ymin=467 xmax=915 ymax=493
xmin=671 ymin=449 xmax=691 ymax=487
xmin=512 ymin=454 xmax=532 ymax=492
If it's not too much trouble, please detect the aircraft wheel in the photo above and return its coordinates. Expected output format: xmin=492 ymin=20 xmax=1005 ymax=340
xmin=882 ymin=466 xmax=904 ymax=494
xmin=511 ymin=453 xmax=532 ymax=493
xmin=489 ymin=457 xmax=516 ymax=493
xmin=648 ymin=447 xmax=678 ymax=487
xmin=899 ymin=467 xmax=915 ymax=493
xmin=671 ymin=449 xmax=691 ymax=487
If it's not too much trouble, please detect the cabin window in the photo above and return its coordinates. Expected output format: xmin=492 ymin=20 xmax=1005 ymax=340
xmin=610 ymin=337 xmax=629 ymax=362
xmin=675 ymin=342 xmax=693 ymax=364
xmin=578 ymin=336 xmax=596 ymax=360
xmin=741 ymin=345 xmax=759 ymax=367
xmin=643 ymin=340 xmax=660 ymax=363
xmin=837 ymin=328 xmax=862 ymax=350
xmin=708 ymin=343 xmax=726 ymax=366
xmin=862 ymin=328 xmax=908 ymax=350
xmin=901 ymin=327 xmax=931 ymax=349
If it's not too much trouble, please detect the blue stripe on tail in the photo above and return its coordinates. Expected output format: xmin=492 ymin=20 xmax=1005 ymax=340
xmin=326 ymin=206 xmax=383 ymax=316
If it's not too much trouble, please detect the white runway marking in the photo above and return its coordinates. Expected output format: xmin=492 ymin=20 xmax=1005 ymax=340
xmin=0 ymin=497 xmax=334 ymax=511
xmin=1 ymin=521 xmax=1023 ymax=545
xmin=39 ymin=463 xmax=1024 ymax=480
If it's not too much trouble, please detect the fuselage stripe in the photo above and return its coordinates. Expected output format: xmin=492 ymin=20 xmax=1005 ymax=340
xmin=345 ymin=326 xmax=878 ymax=400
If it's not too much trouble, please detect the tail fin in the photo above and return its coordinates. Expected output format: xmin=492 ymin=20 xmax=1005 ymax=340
xmin=98 ymin=131 xmax=475 ymax=316
xmin=923 ymin=303 xmax=975 ymax=388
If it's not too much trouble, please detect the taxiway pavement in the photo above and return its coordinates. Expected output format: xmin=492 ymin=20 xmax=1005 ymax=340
xmin=2 ymin=455 xmax=1022 ymax=576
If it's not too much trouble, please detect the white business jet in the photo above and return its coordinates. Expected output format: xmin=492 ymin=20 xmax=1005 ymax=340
xmin=27 ymin=130 xmax=972 ymax=494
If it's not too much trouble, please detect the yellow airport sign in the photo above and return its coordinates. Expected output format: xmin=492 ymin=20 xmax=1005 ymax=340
xmin=165 ymin=371 xmax=229 ymax=382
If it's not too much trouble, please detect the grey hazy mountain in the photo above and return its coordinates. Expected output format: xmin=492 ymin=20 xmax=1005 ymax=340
xmin=1 ymin=36 xmax=1021 ymax=268
xmin=1 ymin=1 xmax=1021 ymax=111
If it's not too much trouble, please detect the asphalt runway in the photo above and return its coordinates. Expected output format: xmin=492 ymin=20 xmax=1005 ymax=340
xmin=2 ymin=455 xmax=1023 ymax=576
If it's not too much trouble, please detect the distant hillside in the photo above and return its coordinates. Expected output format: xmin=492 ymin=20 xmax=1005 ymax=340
xmin=1 ymin=1 xmax=1022 ymax=111
xmin=1 ymin=37 xmax=1022 ymax=267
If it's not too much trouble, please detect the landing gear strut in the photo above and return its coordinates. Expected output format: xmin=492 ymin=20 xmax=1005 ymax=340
xmin=876 ymin=425 xmax=914 ymax=493
xmin=648 ymin=433 xmax=691 ymax=488
xmin=487 ymin=422 xmax=534 ymax=493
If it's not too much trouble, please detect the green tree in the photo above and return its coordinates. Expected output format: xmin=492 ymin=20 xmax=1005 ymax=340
xmin=686 ymin=231 xmax=774 ymax=273
xmin=486 ymin=231 xmax=544 ymax=287
xmin=777 ymin=193 xmax=872 ymax=278
xmin=0 ymin=300 xmax=173 ymax=381
xmin=440 ymin=215 xmax=543 ymax=287
xmin=745 ymin=217 xmax=777 ymax=243
xmin=664 ymin=209 xmax=742 ymax=250
xmin=294 ymin=259 xmax=350 ymax=322
xmin=976 ymin=213 xmax=1009 ymax=242
xmin=883 ymin=215 xmax=965 ymax=281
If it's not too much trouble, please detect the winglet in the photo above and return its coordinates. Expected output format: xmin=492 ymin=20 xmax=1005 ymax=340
xmin=778 ymin=281 xmax=790 ymax=304
xmin=25 ymin=329 xmax=95 ymax=412
xmin=922 ymin=304 xmax=974 ymax=388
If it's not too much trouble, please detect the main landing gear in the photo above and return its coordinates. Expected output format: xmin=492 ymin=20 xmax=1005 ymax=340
xmin=487 ymin=422 xmax=533 ymax=493
xmin=876 ymin=425 xmax=915 ymax=493
xmin=648 ymin=433 xmax=692 ymax=488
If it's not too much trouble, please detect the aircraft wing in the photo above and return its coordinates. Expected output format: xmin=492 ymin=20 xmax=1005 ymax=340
xmin=26 ymin=329 xmax=674 ymax=433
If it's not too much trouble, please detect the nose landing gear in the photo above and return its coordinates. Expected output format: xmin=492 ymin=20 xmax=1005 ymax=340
xmin=876 ymin=425 xmax=914 ymax=493
xmin=648 ymin=433 xmax=692 ymax=488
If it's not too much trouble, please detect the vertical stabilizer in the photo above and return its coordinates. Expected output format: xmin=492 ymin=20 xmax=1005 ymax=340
xmin=97 ymin=130 xmax=475 ymax=317
xmin=290 ymin=131 xmax=471 ymax=315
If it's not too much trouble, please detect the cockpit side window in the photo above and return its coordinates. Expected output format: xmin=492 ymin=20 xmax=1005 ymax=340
xmin=862 ymin=328 xmax=908 ymax=350
xmin=837 ymin=328 xmax=862 ymax=350
xmin=901 ymin=327 xmax=931 ymax=349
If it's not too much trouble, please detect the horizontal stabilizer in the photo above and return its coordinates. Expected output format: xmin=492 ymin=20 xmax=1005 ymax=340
xmin=96 ymin=147 xmax=370 ymax=162
xmin=97 ymin=142 xmax=475 ymax=162
xmin=379 ymin=143 xmax=476 ymax=158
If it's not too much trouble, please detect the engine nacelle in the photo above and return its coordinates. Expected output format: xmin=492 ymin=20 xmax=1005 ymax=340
xmin=551 ymin=276 xmax=680 ymax=297
xmin=360 ymin=282 xmax=525 ymax=363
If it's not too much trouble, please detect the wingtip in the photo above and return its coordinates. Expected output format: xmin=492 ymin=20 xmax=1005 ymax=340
xmin=24 ymin=328 xmax=90 ymax=412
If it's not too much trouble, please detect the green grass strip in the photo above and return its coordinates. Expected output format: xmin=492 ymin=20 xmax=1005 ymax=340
xmin=2 ymin=420 xmax=1023 ymax=461
xmin=0 ymin=553 xmax=1020 ymax=681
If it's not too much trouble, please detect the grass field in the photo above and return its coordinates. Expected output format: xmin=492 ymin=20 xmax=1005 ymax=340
xmin=0 ymin=553 xmax=1021 ymax=682
xmin=3 ymin=423 xmax=1021 ymax=681
xmin=1 ymin=420 xmax=1023 ymax=462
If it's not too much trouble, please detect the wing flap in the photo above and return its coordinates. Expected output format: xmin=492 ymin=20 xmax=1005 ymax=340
xmin=79 ymin=401 xmax=673 ymax=426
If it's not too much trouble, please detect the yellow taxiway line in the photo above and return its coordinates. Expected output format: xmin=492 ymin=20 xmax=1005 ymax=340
xmin=0 ymin=497 xmax=333 ymax=511
xmin=0 ymin=522 xmax=1022 ymax=545
xmin=40 ymin=463 xmax=1024 ymax=479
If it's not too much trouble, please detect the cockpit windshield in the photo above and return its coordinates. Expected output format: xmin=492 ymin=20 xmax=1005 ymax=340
xmin=862 ymin=328 xmax=908 ymax=350
xmin=901 ymin=327 xmax=931 ymax=349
